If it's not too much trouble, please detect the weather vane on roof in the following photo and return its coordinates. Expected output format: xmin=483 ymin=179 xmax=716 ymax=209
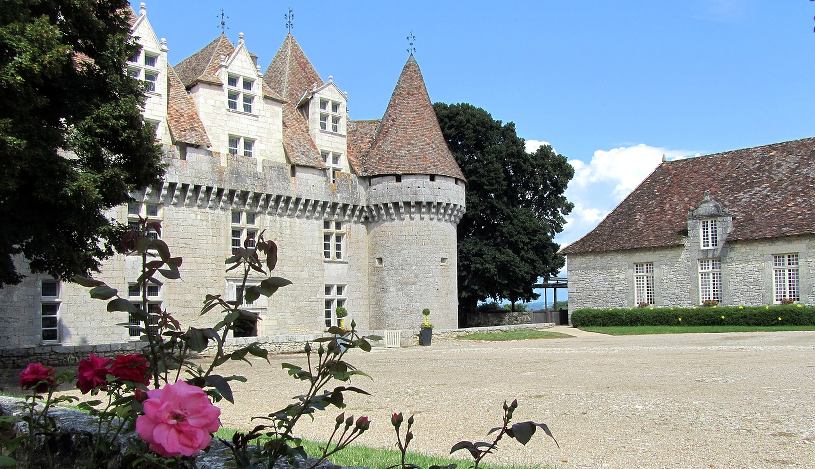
xmin=217 ymin=9 xmax=229 ymax=34
xmin=406 ymin=31 xmax=416 ymax=55
xmin=285 ymin=8 xmax=294 ymax=32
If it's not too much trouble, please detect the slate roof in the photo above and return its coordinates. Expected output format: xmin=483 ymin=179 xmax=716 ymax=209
xmin=562 ymin=137 xmax=815 ymax=255
xmin=175 ymin=35 xmax=283 ymax=102
xmin=347 ymin=120 xmax=380 ymax=174
xmin=263 ymin=34 xmax=324 ymax=169
xmin=166 ymin=66 xmax=211 ymax=147
xmin=362 ymin=56 xmax=465 ymax=180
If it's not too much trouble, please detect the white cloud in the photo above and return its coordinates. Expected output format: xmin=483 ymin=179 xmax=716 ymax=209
xmin=570 ymin=143 xmax=690 ymax=200
xmin=524 ymin=139 xmax=551 ymax=154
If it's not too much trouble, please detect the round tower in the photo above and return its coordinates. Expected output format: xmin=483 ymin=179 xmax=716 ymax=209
xmin=362 ymin=55 xmax=466 ymax=331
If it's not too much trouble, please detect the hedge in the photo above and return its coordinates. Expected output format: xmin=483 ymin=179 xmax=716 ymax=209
xmin=571 ymin=305 xmax=815 ymax=327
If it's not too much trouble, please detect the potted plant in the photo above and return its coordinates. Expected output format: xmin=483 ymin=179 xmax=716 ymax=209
xmin=336 ymin=306 xmax=348 ymax=331
xmin=419 ymin=308 xmax=432 ymax=346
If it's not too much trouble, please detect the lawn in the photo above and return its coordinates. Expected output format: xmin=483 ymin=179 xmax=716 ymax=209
xmin=456 ymin=330 xmax=572 ymax=341
xmin=581 ymin=325 xmax=815 ymax=335
xmin=215 ymin=428 xmax=540 ymax=469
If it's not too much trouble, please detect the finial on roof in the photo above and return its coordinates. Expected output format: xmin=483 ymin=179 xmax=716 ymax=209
xmin=160 ymin=37 xmax=168 ymax=52
xmin=284 ymin=8 xmax=294 ymax=32
xmin=139 ymin=2 xmax=146 ymax=15
xmin=238 ymin=32 xmax=245 ymax=44
xmin=406 ymin=31 xmax=416 ymax=55
xmin=662 ymin=153 xmax=666 ymax=162
xmin=328 ymin=75 xmax=334 ymax=83
xmin=703 ymin=190 xmax=711 ymax=201
xmin=217 ymin=8 xmax=229 ymax=34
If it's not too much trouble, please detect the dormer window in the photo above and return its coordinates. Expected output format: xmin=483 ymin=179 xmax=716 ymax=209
xmin=128 ymin=49 xmax=160 ymax=94
xmin=322 ymin=151 xmax=342 ymax=183
xmin=226 ymin=73 xmax=256 ymax=114
xmin=700 ymin=219 xmax=718 ymax=249
xmin=319 ymin=99 xmax=342 ymax=133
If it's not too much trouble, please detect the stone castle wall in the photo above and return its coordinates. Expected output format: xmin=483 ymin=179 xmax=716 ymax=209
xmin=567 ymin=235 xmax=815 ymax=310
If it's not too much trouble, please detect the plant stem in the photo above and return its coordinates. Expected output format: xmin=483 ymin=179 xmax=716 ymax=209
xmin=140 ymin=237 xmax=161 ymax=389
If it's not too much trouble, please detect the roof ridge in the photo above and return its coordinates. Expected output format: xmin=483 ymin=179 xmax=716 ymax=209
xmin=665 ymin=136 xmax=815 ymax=163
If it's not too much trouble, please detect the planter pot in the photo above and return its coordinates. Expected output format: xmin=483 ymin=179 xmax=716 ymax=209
xmin=419 ymin=328 xmax=432 ymax=346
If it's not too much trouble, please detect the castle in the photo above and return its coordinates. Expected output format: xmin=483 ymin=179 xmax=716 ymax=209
xmin=0 ymin=4 xmax=466 ymax=349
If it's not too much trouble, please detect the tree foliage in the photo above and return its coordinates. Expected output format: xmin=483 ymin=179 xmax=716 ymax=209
xmin=433 ymin=103 xmax=573 ymax=315
xmin=0 ymin=0 xmax=163 ymax=286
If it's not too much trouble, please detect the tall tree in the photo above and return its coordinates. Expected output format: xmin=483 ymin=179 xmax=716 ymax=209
xmin=0 ymin=0 xmax=163 ymax=286
xmin=433 ymin=102 xmax=573 ymax=316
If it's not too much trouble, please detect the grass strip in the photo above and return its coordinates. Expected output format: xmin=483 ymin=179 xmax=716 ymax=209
xmin=456 ymin=330 xmax=572 ymax=341
xmin=215 ymin=427 xmax=542 ymax=469
xmin=581 ymin=325 xmax=815 ymax=335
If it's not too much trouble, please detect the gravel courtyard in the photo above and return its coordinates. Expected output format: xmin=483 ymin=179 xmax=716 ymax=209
xmin=213 ymin=328 xmax=815 ymax=468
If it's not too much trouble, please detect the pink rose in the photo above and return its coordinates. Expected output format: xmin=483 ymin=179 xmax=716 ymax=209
xmin=19 ymin=363 xmax=56 ymax=393
xmin=135 ymin=381 xmax=221 ymax=457
xmin=76 ymin=354 xmax=112 ymax=394
xmin=110 ymin=354 xmax=150 ymax=385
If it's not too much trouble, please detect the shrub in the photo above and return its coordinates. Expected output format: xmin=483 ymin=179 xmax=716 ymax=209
xmin=571 ymin=305 xmax=815 ymax=327
xmin=421 ymin=308 xmax=432 ymax=329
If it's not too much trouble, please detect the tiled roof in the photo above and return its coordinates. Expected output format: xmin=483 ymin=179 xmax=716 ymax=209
xmin=347 ymin=120 xmax=379 ymax=174
xmin=363 ymin=56 xmax=465 ymax=180
xmin=175 ymin=35 xmax=233 ymax=87
xmin=166 ymin=66 xmax=211 ymax=147
xmin=175 ymin=35 xmax=283 ymax=101
xmin=264 ymin=34 xmax=323 ymax=168
xmin=562 ymin=137 xmax=815 ymax=255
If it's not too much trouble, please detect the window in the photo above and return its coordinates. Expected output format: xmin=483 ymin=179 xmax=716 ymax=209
xmin=322 ymin=151 xmax=343 ymax=183
xmin=40 ymin=280 xmax=60 ymax=342
xmin=229 ymin=281 xmax=263 ymax=337
xmin=128 ymin=283 xmax=161 ymax=338
xmin=228 ymin=135 xmax=255 ymax=157
xmin=127 ymin=49 xmax=160 ymax=93
xmin=773 ymin=254 xmax=800 ymax=303
xmin=318 ymin=99 xmax=342 ymax=133
xmin=634 ymin=262 xmax=654 ymax=306
xmin=230 ymin=210 xmax=258 ymax=254
xmin=126 ymin=201 xmax=162 ymax=242
xmin=323 ymin=220 xmax=345 ymax=261
xmin=699 ymin=259 xmax=722 ymax=304
xmin=700 ymin=219 xmax=718 ymax=249
xmin=324 ymin=284 xmax=347 ymax=328
xmin=226 ymin=73 xmax=256 ymax=114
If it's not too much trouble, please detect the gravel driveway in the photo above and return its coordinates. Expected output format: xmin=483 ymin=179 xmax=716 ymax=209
xmin=211 ymin=328 xmax=815 ymax=468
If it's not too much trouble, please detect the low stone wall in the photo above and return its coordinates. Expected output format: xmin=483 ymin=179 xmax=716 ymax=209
xmin=463 ymin=310 xmax=555 ymax=327
xmin=413 ymin=322 xmax=555 ymax=342
xmin=0 ymin=341 xmax=148 ymax=368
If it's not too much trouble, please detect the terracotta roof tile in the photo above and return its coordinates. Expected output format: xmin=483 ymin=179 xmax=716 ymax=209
xmin=347 ymin=120 xmax=379 ymax=175
xmin=175 ymin=35 xmax=233 ymax=87
xmin=264 ymin=34 xmax=323 ymax=168
xmin=166 ymin=66 xmax=211 ymax=147
xmin=562 ymin=137 xmax=815 ymax=255
xmin=363 ymin=56 xmax=464 ymax=180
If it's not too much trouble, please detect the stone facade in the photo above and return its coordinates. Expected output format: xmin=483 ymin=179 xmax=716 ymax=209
xmin=0 ymin=5 xmax=466 ymax=351
xmin=568 ymin=235 xmax=814 ymax=311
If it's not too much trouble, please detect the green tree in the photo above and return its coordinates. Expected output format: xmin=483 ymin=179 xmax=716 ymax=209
xmin=0 ymin=0 xmax=163 ymax=286
xmin=433 ymin=103 xmax=573 ymax=317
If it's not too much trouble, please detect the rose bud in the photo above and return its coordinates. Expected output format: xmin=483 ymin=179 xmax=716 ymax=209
xmin=407 ymin=415 xmax=415 ymax=426
xmin=355 ymin=416 xmax=370 ymax=431
xmin=405 ymin=431 xmax=413 ymax=444
xmin=391 ymin=412 xmax=403 ymax=428
xmin=345 ymin=415 xmax=354 ymax=427
xmin=134 ymin=388 xmax=148 ymax=402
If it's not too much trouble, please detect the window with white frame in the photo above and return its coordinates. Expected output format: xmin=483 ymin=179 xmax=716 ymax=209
xmin=40 ymin=279 xmax=61 ymax=342
xmin=228 ymin=135 xmax=255 ymax=157
xmin=127 ymin=282 xmax=161 ymax=338
xmin=127 ymin=50 xmax=160 ymax=93
xmin=231 ymin=210 xmax=258 ymax=254
xmin=634 ymin=263 xmax=654 ymax=306
xmin=226 ymin=73 xmax=255 ymax=113
xmin=773 ymin=254 xmax=800 ymax=303
xmin=319 ymin=98 xmax=343 ymax=133
xmin=229 ymin=281 xmax=263 ymax=337
xmin=698 ymin=259 xmax=722 ymax=304
xmin=324 ymin=284 xmax=346 ymax=328
xmin=321 ymin=151 xmax=342 ymax=183
xmin=700 ymin=219 xmax=718 ymax=249
xmin=127 ymin=201 xmax=161 ymax=240
xmin=323 ymin=220 xmax=345 ymax=261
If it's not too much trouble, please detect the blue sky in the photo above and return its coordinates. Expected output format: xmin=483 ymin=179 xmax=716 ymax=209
xmin=132 ymin=1 xmax=814 ymax=301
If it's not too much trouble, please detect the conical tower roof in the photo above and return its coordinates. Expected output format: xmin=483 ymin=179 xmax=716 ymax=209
xmin=264 ymin=34 xmax=323 ymax=168
xmin=363 ymin=55 xmax=464 ymax=180
xmin=175 ymin=34 xmax=234 ymax=87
